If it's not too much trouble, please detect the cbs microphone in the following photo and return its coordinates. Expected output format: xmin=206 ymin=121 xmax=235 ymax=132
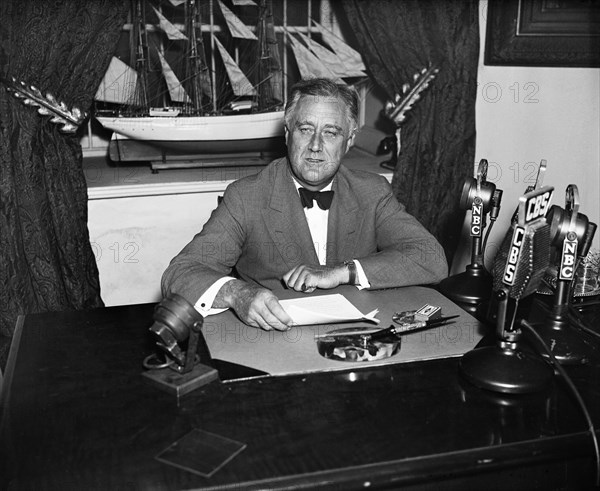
xmin=510 ymin=159 xmax=547 ymax=224
xmin=459 ymin=186 xmax=555 ymax=394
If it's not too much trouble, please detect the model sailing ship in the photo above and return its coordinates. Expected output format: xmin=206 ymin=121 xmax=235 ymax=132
xmin=94 ymin=0 xmax=366 ymax=163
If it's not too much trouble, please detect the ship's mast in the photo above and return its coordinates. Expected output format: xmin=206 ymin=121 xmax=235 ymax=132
xmin=133 ymin=0 xmax=150 ymax=113
xmin=185 ymin=0 xmax=212 ymax=115
xmin=256 ymin=0 xmax=283 ymax=111
xmin=209 ymin=0 xmax=217 ymax=113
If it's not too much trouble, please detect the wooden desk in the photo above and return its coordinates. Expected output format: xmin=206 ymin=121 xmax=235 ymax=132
xmin=1 ymin=288 xmax=599 ymax=490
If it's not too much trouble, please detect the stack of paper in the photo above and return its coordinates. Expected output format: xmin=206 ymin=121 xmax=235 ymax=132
xmin=279 ymin=294 xmax=379 ymax=325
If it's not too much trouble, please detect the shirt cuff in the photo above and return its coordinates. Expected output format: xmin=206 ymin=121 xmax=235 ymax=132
xmin=194 ymin=276 xmax=236 ymax=316
xmin=353 ymin=260 xmax=371 ymax=290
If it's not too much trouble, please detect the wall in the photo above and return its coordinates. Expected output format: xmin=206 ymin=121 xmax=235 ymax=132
xmin=88 ymin=188 xmax=222 ymax=306
xmin=451 ymin=0 xmax=600 ymax=274
xmin=353 ymin=81 xmax=391 ymax=156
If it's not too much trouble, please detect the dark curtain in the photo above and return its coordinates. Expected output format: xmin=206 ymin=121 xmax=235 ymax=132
xmin=0 ymin=0 xmax=129 ymax=367
xmin=342 ymin=0 xmax=480 ymax=264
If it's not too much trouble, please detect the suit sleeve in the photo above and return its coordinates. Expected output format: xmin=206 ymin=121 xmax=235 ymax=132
xmin=357 ymin=178 xmax=448 ymax=289
xmin=161 ymin=182 xmax=247 ymax=306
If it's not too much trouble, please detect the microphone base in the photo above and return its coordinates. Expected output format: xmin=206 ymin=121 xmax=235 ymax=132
xmin=439 ymin=265 xmax=493 ymax=307
xmin=528 ymin=318 xmax=590 ymax=365
xmin=459 ymin=342 xmax=553 ymax=394
xmin=142 ymin=363 xmax=219 ymax=398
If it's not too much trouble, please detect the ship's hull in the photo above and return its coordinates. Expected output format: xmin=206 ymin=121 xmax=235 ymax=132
xmin=97 ymin=110 xmax=287 ymax=162
xmin=96 ymin=110 xmax=285 ymax=145
xmin=107 ymin=133 xmax=287 ymax=164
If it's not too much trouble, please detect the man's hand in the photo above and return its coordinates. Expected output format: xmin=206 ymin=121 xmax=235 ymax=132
xmin=283 ymin=264 xmax=349 ymax=293
xmin=214 ymin=279 xmax=292 ymax=331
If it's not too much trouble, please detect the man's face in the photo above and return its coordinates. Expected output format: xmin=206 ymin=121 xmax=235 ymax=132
xmin=285 ymin=95 xmax=355 ymax=191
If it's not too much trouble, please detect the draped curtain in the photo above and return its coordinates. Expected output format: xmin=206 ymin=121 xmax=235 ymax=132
xmin=342 ymin=0 xmax=480 ymax=264
xmin=0 ymin=0 xmax=129 ymax=367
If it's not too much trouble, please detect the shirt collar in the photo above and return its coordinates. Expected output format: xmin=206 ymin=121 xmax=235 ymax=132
xmin=291 ymin=176 xmax=333 ymax=193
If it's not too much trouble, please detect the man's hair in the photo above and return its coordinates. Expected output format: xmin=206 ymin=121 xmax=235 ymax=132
xmin=284 ymin=78 xmax=359 ymax=131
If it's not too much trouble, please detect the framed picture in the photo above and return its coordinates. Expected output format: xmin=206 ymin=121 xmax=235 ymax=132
xmin=485 ymin=0 xmax=600 ymax=67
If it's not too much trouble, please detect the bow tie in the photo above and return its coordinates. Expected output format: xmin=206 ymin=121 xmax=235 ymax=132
xmin=298 ymin=187 xmax=334 ymax=210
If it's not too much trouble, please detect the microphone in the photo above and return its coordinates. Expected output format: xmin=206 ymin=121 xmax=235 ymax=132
xmin=439 ymin=159 xmax=501 ymax=311
xmin=510 ymin=159 xmax=547 ymax=224
xmin=459 ymin=185 xmax=555 ymax=394
xmin=527 ymin=184 xmax=597 ymax=365
xmin=485 ymin=159 xmax=547 ymax=322
xmin=142 ymin=294 xmax=219 ymax=397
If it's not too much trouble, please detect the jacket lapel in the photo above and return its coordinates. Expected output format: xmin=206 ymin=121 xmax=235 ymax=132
xmin=326 ymin=166 xmax=363 ymax=265
xmin=261 ymin=160 xmax=319 ymax=268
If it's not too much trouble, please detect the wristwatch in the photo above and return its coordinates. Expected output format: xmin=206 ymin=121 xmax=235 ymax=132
xmin=343 ymin=260 xmax=357 ymax=285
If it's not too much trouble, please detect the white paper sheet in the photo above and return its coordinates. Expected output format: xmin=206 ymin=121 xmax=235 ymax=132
xmin=279 ymin=293 xmax=379 ymax=325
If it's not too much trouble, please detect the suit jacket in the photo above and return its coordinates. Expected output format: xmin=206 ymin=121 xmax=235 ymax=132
xmin=162 ymin=157 xmax=448 ymax=304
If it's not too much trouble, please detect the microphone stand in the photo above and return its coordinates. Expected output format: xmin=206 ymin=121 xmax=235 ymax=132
xmin=439 ymin=226 xmax=492 ymax=313
xmin=530 ymin=222 xmax=597 ymax=365
xmin=439 ymin=162 xmax=500 ymax=314
xmin=459 ymin=288 xmax=553 ymax=394
xmin=460 ymin=185 xmax=556 ymax=394
xmin=142 ymin=294 xmax=219 ymax=397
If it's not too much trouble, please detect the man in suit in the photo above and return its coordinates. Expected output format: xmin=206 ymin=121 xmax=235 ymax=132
xmin=162 ymin=78 xmax=447 ymax=331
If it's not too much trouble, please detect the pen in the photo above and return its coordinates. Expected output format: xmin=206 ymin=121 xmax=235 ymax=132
xmin=315 ymin=315 xmax=460 ymax=339
xmin=369 ymin=315 xmax=460 ymax=341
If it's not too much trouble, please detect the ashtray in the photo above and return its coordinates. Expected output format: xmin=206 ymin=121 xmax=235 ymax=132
xmin=316 ymin=327 xmax=401 ymax=362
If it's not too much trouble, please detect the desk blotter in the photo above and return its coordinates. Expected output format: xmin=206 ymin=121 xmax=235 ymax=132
xmin=202 ymin=286 xmax=486 ymax=380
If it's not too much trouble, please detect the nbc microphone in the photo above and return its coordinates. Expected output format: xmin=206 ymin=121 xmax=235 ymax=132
xmin=459 ymin=186 xmax=555 ymax=394
xmin=439 ymin=159 xmax=500 ymax=309
xmin=528 ymin=184 xmax=597 ymax=364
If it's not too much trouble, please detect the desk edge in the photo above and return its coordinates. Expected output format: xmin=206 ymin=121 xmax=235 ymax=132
xmin=196 ymin=432 xmax=597 ymax=491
